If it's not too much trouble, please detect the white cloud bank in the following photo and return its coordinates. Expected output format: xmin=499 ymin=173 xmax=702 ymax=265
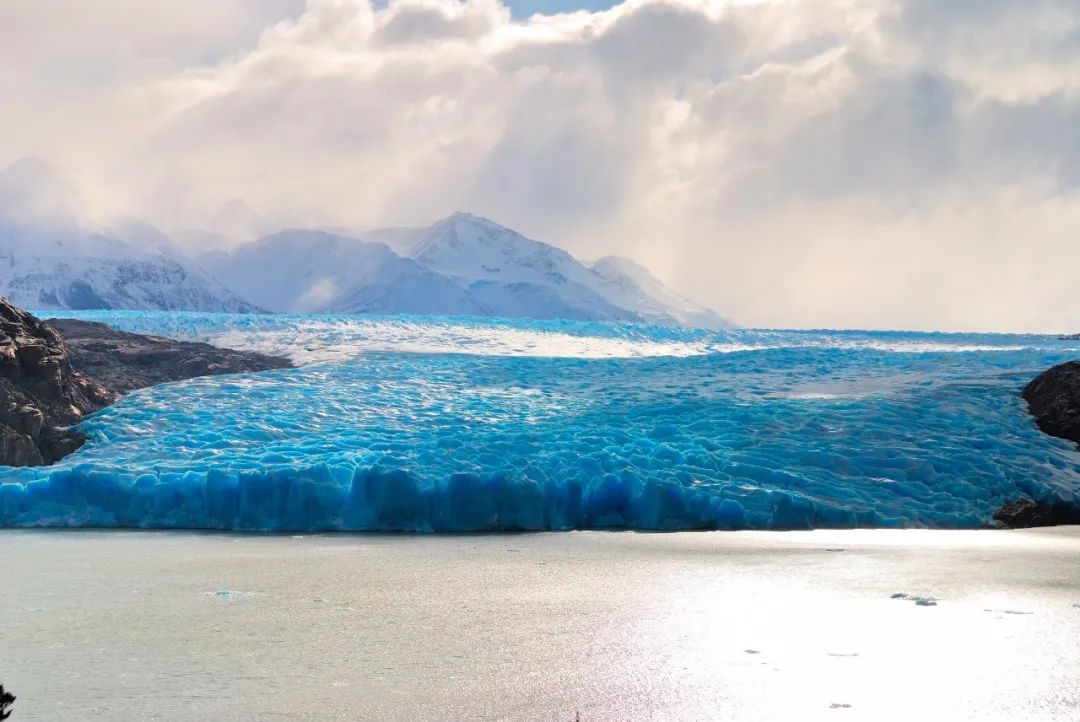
xmin=2 ymin=0 xmax=1079 ymax=331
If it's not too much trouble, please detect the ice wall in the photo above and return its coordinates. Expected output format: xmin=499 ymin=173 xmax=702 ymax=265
xmin=3 ymin=313 xmax=1080 ymax=531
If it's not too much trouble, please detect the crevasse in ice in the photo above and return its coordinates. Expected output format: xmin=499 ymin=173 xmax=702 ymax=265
xmin=2 ymin=311 xmax=1079 ymax=531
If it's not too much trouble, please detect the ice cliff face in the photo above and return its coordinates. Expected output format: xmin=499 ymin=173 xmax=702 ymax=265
xmin=5 ymin=311 xmax=1080 ymax=531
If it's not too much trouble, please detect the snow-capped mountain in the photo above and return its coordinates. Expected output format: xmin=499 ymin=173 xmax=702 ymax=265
xmin=0 ymin=158 xmax=261 ymax=313
xmin=377 ymin=212 xmax=730 ymax=326
xmin=0 ymin=156 xmax=728 ymax=325
xmin=591 ymin=256 xmax=732 ymax=329
xmin=201 ymin=230 xmax=483 ymax=315
xmin=0 ymin=223 xmax=261 ymax=313
xmin=375 ymin=212 xmax=640 ymax=322
xmin=205 ymin=212 xmax=730 ymax=326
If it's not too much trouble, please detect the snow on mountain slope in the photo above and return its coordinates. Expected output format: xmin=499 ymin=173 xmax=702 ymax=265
xmin=381 ymin=212 xmax=731 ymax=326
xmin=591 ymin=256 xmax=734 ymax=329
xmin=202 ymin=230 xmax=484 ymax=315
xmin=205 ymin=213 xmax=731 ymax=325
xmin=464 ymin=280 xmax=620 ymax=322
xmin=383 ymin=212 xmax=642 ymax=323
xmin=0 ymin=158 xmax=729 ymax=326
xmin=0 ymin=158 xmax=260 ymax=313
xmin=0 ymin=223 xmax=261 ymax=313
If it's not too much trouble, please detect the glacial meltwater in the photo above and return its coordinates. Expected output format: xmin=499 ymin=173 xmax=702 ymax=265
xmin=2 ymin=312 xmax=1080 ymax=531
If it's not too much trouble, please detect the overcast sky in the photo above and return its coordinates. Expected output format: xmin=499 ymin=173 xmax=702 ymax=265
xmin=2 ymin=0 xmax=1079 ymax=332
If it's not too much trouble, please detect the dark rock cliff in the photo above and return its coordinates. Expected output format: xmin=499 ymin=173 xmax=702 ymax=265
xmin=1 ymin=297 xmax=291 ymax=467
xmin=1023 ymin=360 xmax=1080 ymax=446
xmin=0 ymin=298 xmax=114 ymax=465
xmin=1000 ymin=362 xmax=1080 ymax=527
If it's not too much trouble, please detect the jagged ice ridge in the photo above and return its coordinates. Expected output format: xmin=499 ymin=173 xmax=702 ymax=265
xmin=2 ymin=312 xmax=1079 ymax=532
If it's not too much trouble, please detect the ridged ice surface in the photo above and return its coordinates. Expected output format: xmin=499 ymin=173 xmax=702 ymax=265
xmin=3 ymin=311 xmax=1080 ymax=531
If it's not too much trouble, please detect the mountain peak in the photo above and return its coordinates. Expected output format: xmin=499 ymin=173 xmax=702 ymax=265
xmin=408 ymin=211 xmax=527 ymax=262
xmin=592 ymin=255 xmax=732 ymax=329
xmin=593 ymin=255 xmax=648 ymax=275
xmin=442 ymin=211 xmax=513 ymax=233
xmin=447 ymin=210 xmax=481 ymax=222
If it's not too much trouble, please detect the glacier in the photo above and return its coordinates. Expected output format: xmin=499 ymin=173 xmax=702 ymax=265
xmin=2 ymin=311 xmax=1080 ymax=532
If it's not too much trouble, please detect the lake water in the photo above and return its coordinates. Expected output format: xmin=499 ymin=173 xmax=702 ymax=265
xmin=3 ymin=528 xmax=1079 ymax=720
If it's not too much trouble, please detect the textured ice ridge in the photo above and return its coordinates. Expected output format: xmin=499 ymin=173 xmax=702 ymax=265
xmin=3 ymin=312 xmax=1080 ymax=532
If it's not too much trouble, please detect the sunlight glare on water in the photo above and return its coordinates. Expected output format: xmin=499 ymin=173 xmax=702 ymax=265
xmin=4 ymin=528 xmax=1079 ymax=721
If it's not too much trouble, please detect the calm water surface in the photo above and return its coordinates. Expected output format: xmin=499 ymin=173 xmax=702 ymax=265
xmin=3 ymin=528 xmax=1080 ymax=720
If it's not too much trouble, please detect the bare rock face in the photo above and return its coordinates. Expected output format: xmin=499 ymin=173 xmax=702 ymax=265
xmin=993 ymin=498 xmax=1080 ymax=529
xmin=0 ymin=298 xmax=114 ymax=465
xmin=1 ymin=297 xmax=293 ymax=468
xmin=1023 ymin=361 xmax=1080 ymax=446
xmin=1012 ymin=362 xmax=1080 ymax=528
xmin=46 ymin=318 xmax=292 ymax=395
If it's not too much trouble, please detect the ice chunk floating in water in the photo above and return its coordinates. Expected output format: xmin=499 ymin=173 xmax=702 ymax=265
xmin=3 ymin=312 xmax=1080 ymax=532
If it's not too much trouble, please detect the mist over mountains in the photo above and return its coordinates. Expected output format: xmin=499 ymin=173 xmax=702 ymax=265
xmin=0 ymin=159 xmax=730 ymax=328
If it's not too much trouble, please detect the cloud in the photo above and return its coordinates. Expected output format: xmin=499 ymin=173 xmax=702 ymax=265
xmin=375 ymin=0 xmax=508 ymax=43
xmin=0 ymin=158 xmax=82 ymax=225
xmin=1 ymin=0 xmax=1079 ymax=331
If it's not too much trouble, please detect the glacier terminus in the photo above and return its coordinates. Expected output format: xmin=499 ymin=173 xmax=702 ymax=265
xmin=2 ymin=311 xmax=1078 ymax=532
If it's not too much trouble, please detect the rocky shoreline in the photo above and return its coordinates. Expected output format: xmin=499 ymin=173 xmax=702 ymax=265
xmin=0 ymin=297 xmax=290 ymax=467
xmin=994 ymin=361 xmax=1080 ymax=528
xmin=0 ymin=299 xmax=114 ymax=465
xmin=46 ymin=317 xmax=291 ymax=395
xmin=1023 ymin=360 xmax=1080 ymax=447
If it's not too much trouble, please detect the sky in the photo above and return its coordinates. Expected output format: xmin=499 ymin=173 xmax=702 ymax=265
xmin=504 ymin=0 xmax=620 ymax=15
xmin=1 ymin=0 xmax=1079 ymax=332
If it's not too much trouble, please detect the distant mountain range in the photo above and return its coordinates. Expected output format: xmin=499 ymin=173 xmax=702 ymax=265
xmin=0 ymin=158 xmax=259 ymax=314
xmin=0 ymin=222 xmax=261 ymax=314
xmin=204 ymin=213 xmax=731 ymax=327
xmin=0 ymin=159 xmax=731 ymax=327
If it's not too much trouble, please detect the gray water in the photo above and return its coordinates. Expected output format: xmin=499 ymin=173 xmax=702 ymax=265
xmin=3 ymin=528 xmax=1080 ymax=720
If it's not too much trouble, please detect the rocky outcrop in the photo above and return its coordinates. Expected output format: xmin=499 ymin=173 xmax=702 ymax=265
xmin=1016 ymin=362 xmax=1080 ymax=528
xmin=1023 ymin=361 xmax=1080 ymax=446
xmin=0 ymin=298 xmax=114 ymax=465
xmin=46 ymin=318 xmax=291 ymax=395
xmin=993 ymin=498 xmax=1080 ymax=528
xmin=1 ymin=297 xmax=292 ymax=468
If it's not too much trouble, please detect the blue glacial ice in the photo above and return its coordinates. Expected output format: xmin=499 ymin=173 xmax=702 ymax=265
xmin=2 ymin=311 xmax=1080 ymax=532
